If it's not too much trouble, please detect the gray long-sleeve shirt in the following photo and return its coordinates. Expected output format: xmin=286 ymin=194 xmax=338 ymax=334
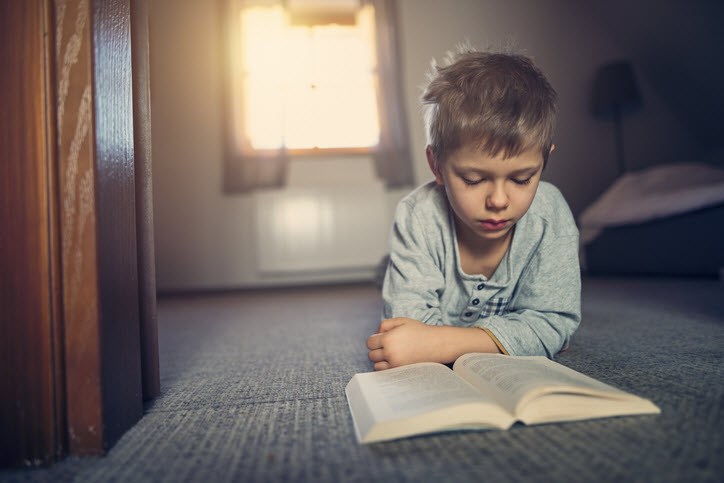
xmin=382 ymin=180 xmax=581 ymax=358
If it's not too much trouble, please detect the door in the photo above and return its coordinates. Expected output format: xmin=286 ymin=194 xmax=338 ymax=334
xmin=0 ymin=0 xmax=159 ymax=466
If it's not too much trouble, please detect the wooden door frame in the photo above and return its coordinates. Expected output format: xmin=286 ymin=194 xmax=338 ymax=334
xmin=132 ymin=0 xmax=161 ymax=403
xmin=1 ymin=0 xmax=159 ymax=466
xmin=0 ymin=0 xmax=64 ymax=466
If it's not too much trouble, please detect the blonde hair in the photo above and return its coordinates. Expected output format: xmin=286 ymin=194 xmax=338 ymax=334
xmin=422 ymin=47 xmax=557 ymax=166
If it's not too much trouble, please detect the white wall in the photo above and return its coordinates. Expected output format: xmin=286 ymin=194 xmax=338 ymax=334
xmin=149 ymin=0 xmax=699 ymax=291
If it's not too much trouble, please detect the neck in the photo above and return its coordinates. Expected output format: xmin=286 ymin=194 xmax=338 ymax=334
xmin=455 ymin=220 xmax=514 ymax=278
xmin=456 ymin=221 xmax=513 ymax=255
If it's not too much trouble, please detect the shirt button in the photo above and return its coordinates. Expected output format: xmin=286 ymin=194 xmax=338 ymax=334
xmin=477 ymin=283 xmax=484 ymax=290
xmin=472 ymin=298 xmax=480 ymax=305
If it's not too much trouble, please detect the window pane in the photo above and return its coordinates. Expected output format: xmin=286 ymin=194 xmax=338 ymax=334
xmin=311 ymin=83 xmax=380 ymax=148
xmin=240 ymin=4 xmax=380 ymax=151
xmin=283 ymin=85 xmax=316 ymax=149
xmin=311 ymin=27 xmax=372 ymax=81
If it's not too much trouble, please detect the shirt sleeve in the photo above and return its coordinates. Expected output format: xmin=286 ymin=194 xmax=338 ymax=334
xmin=381 ymin=199 xmax=447 ymax=326
xmin=478 ymin=233 xmax=582 ymax=358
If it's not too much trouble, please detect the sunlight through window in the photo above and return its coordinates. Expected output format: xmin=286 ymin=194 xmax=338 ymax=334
xmin=240 ymin=4 xmax=380 ymax=151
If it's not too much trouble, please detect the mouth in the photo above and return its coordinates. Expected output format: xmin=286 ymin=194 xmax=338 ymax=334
xmin=478 ymin=219 xmax=510 ymax=231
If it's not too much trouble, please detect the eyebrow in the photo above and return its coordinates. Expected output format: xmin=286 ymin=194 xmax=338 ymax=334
xmin=457 ymin=165 xmax=542 ymax=176
xmin=509 ymin=165 xmax=542 ymax=176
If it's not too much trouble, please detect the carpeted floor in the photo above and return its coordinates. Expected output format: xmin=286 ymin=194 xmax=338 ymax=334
xmin=2 ymin=277 xmax=723 ymax=482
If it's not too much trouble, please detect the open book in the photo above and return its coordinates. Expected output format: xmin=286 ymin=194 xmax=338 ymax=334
xmin=345 ymin=353 xmax=660 ymax=444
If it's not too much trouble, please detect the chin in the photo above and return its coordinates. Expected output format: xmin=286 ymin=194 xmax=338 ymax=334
xmin=475 ymin=226 xmax=513 ymax=240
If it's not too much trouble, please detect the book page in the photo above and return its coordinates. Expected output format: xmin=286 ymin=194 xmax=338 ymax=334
xmin=453 ymin=353 xmax=628 ymax=415
xmin=346 ymin=362 xmax=513 ymax=443
xmin=358 ymin=363 xmax=490 ymax=421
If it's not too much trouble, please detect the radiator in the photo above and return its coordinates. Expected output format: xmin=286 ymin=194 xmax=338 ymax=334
xmin=254 ymin=184 xmax=389 ymax=275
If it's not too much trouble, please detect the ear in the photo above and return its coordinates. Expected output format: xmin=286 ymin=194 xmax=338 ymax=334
xmin=426 ymin=146 xmax=444 ymax=185
xmin=542 ymin=144 xmax=555 ymax=170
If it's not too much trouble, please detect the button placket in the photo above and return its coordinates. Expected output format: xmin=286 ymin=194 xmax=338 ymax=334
xmin=470 ymin=282 xmax=507 ymax=319
xmin=463 ymin=282 xmax=485 ymax=321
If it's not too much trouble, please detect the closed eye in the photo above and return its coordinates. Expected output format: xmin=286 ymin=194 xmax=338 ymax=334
xmin=512 ymin=176 xmax=533 ymax=186
xmin=462 ymin=177 xmax=484 ymax=186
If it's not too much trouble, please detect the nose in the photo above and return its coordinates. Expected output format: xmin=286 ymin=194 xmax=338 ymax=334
xmin=485 ymin=182 xmax=509 ymax=211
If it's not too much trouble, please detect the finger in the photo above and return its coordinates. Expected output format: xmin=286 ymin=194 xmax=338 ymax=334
xmin=379 ymin=318 xmax=407 ymax=332
xmin=366 ymin=333 xmax=383 ymax=350
xmin=368 ymin=348 xmax=386 ymax=363
xmin=374 ymin=361 xmax=391 ymax=371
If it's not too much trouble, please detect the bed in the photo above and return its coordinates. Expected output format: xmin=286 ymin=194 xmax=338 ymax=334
xmin=578 ymin=162 xmax=724 ymax=278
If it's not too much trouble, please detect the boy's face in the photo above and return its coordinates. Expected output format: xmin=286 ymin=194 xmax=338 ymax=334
xmin=427 ymin=143 xmax=546 ymax=246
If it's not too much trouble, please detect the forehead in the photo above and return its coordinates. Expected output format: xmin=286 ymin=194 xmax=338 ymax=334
xmin=447 ymin=143 xmax=543 ymax=171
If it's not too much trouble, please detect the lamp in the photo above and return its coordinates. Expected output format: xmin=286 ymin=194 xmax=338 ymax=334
xmin=592 ymin=60 xmax=643 ymax=175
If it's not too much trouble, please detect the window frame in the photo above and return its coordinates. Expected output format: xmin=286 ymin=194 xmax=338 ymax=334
xmin=222 ymin=0 xmax=414 ymax=193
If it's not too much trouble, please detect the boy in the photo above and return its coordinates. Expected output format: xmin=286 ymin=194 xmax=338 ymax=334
xmin=367 ymin=48 xmax=581 ymax=371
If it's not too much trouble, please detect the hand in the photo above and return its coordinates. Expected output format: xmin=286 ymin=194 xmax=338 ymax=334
xmin=366 ymin=318 xmax=449 ymax=371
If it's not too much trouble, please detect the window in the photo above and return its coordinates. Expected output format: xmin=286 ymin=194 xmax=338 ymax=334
xmin=223 ymin=0 xmax=413 ymax=192
xmin=240 ymin=4 xmax=379 ymax=151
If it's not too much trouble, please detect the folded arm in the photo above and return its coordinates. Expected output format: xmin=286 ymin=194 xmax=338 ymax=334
xmin=367 ymin=318 xmax=501 ymax=371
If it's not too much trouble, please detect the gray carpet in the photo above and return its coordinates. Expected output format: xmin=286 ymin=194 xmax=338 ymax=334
xmin=2 ymin=277 xmax=723 ymax=482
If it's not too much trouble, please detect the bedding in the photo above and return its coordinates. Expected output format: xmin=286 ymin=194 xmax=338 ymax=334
xmin=578 ymin=162 xmax=724 ymax=277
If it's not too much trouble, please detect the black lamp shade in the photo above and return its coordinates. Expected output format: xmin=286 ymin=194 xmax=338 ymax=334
xmin=593 ymin=61 xmax=643 ymax=119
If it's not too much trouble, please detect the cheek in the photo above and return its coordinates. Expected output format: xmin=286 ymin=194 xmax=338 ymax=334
xmin=512 ymin=189 xmax=537 ymax=214
xmin=451 ymin=189 xmax=482 ymax=215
